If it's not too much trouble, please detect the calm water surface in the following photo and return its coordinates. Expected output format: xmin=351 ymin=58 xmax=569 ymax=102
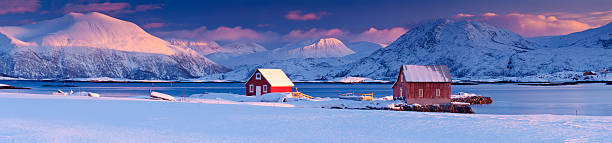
xmin=1 ymin=80 xmax=610 ymax=116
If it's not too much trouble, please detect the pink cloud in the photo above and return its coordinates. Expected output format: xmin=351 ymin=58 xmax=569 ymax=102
xmin=62 ymin=2 xmax=129 ymax=13
xmin=157 ymin=26 xmax=409 ymax=46
xmin=455 ymin=12 xmax=596 ymax=37
xmin=142 ymin=23 xmax=165 ymax=29
xmin=134 ymin=4 xmax=164 ymax=12
xmin=157 ymin=26 xmax=277 ymax=42
xmin=351 ymin=27 xmax=408 ymax=44
xmin=283 ymin=28 xmax=346 ymax=41
xmin=62 ymin=2 xmax=163 ymax=14
xmin=281 ymin=27 xmax=407 ymax=44
xmin=542 ymin=10 xmax=612 ymax=27
xmin=285 ymin=10 xmax=327 ymax=21
xmin=454 ymin=13 xmax=475 ymax=18
xmin=0 ymin=0 xmax=40 ymax=15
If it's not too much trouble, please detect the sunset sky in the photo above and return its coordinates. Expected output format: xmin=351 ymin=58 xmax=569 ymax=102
xmin=1 ymin=0 xmax=611 ymax=47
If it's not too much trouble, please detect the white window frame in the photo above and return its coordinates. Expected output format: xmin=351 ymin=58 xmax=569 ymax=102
xmin=249 ymin=84 xmax=254 ymax=93
xmin=263 ymin=85 xmax=268 ymax=92
xmin=418 ymin=89 xmax=424 ymax=97
xmin=435 ymin=89 xmax=441 ymax=97
xmin=255 ymin=73 xmax=262 ymax=80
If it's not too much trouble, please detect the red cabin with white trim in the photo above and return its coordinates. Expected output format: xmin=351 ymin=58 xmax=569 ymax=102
xmin=392 ymin=65 xmax=452 ymax=105
xmin=245 ymin=69 xmax=294 ymax=96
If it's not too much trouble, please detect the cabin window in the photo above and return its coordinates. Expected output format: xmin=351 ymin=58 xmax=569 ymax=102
xmin=255 ymin=73 xmax=262 ymax=80
xmin=263 ymin=85 xmax=268 ymax=92
xmin=435 ymin=89 xmax=441 ymax=97
xmin=418 ymin=89 xmax=423 ymax=97
xmin=249 ymin=84 xmax=254 ymax=92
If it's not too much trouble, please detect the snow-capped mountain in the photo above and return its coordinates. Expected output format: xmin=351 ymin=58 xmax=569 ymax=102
xmin=344 ymin=41 xmax=384 ymax=58
xmin=282 ymin=38 xmax=355 ymax=58
xmin=531 ymin=22 xmax=612 ymax=49
xmin=202 ymin=20 xmax=611 ymax=82
xmin=211 ymin=38 xmax=356 ymax=66
xmin=340 ymin=19 xmax=539 ymax=80
xmin=509 ymin=22 xmax=612 ymax=77
xmin=201 ymin=58 xmax=350 ymax=81
xmin=206 ymin=42 xmax=269 ymax=66
xmin=0 ymin=12 xmax=176 ymax=55
xmin=222 ymin=42 xmax=268 ymax=55
xmin=0 ymin=12 xmax=229 ymax=79
xmin=169 ymin=39 xmax=224 ymax=55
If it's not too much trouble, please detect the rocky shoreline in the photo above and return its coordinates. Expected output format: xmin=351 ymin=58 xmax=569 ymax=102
xmin=451 ymin=96 xmax=493 ymax=104
xmin=391 ymin=103 xmax=474 ymax=113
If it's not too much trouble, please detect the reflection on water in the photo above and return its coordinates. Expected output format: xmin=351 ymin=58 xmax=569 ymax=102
xmin=1 ymin=81 xmax=611 ymax=116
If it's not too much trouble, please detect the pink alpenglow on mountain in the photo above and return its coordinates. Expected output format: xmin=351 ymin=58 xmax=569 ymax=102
xmin=0 ymin=12 xmax=228 ymax=79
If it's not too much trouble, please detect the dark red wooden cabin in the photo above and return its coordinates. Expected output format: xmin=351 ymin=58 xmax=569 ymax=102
xmin=392 ymin=65 xmax=452 ymax=105
xmin=245 ymin=69 xmax=294 ymax=96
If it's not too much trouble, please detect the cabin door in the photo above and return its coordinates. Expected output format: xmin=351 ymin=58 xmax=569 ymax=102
xmin=256 ymin=86 xmax=261 ymax=96
xmin=400 ymin=88 xmax=403 ymax=98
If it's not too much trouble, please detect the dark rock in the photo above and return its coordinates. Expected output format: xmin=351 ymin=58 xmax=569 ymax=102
xmin=451 ymin=96 xmax=493 ymax=104
xmin=395 ymin=103 xmax=473 ymax=113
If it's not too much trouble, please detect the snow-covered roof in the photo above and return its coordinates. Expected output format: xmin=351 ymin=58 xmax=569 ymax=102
xmin=401 ymin=65 xmax=451 ymax=82
xmin=257 ymin=69 xmax=294 ymax=86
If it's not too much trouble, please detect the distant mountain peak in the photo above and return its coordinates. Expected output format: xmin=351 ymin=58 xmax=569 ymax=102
xmin=222 ymin=42 xmax=267 ymax=54
xmin=286 ymin=38 xmax=355 ymax=58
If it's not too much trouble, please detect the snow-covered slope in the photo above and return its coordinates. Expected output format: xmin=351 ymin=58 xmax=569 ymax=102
xmin=341 ymin=19 xmax=539 ymax=80
xmin=0 ymin=12 xmax=229 ymax=79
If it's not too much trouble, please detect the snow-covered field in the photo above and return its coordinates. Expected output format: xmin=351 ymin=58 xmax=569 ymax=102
xmin=0 ymin=92 xmax=610 ymax=142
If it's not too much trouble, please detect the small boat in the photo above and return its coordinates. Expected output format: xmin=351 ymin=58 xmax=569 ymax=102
xmin=52 ymin=89 xmax=67 ymax=96
xmin=338 ymin=92 xmax=374 ymax=101
xmin=0 ymin=84 xmax=30 ymax=89
xmin=87 ymin=92 xmax=100 ymax=97
xmin=150 ymin=91 xmax=176 ymax=101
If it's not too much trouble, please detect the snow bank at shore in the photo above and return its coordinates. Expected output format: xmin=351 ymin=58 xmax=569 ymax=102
xmin=451 ymin=92 xmax=480 ymax=99
xmin=187 ymin=92 xmax=403 ymax=109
